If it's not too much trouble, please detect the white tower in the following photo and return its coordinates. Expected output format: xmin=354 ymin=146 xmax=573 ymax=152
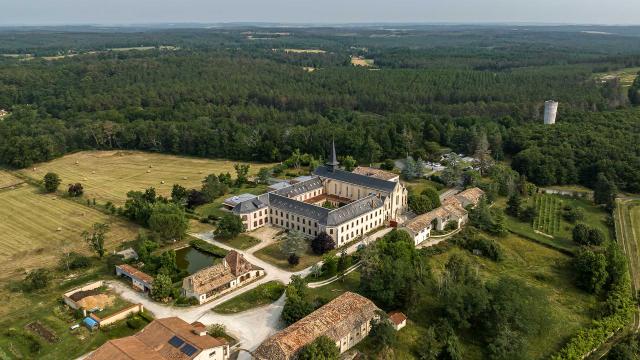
xmin=544 ymin=100 xmax=558 ymax=125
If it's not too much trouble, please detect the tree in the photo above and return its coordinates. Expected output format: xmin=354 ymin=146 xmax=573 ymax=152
xmin=341 ymin=155 xmax=357 ymax=171
xmin=280 ymin=230 xmax=305 ymax=257
xmin=151 ymin=274 xmax=173 ymax=301
xmin=369 ymin=315 xmax=397 ymax=352
xmin=322 ymin=253 xmax=339 ymax=277
xmin=572 ymin=224 xmax=590 ymax=245
xmin=234 ymin=163 xmax=250 ymax=186
xmin=82 ymin=222 xmax=109 ymax=258
xmin=68 ymin=182 xmax=84 ymax=197
xmin=282 ymin=276 xmax=314 ymax=325
xmin=215 ymin=213 xmax=244 ymax=239
xmin=22 ymin=268 xmax=50 ymax=292
xmin=473 ymin=131 xmax=494 ymax=176
xmin=186 ymin=189 xmax=208 ymax=209
xmin=421 ymin=187 xmax=441 ymax=208
xmin=359 ymin=230 xmax=429 ymax=309
xmin=415 ymin=157 xmax=426 ymax=178
xmin=574 ymin=249 xmax=608 ymax=293
xmin=505 ymin=193 xmax=522 ymax=217
xmin=337 ymin=249 xmax=352 ymax=273
xmin=148 ymin=203 xmax=188 ymax=241
xmin=409 ymin=194 xmax=434 ymax=215
xmin=288 ymin=253 xmax=300 ymax=266
xmin=257 ymin=167 xmax=271 ymax=184
xmin=594 ymin=173 xmax=617 ymax=211
xmin=170 ymin=184 xmax=188 ymax=205
xmin=588 ymin=228 xmax=605 ymax=246
xmin=311 ymin=232 xmax=335 ymax=255
xmin=402 ymin=156 xmax=417 ymax=180
xmin=43 ymin=172 xmax=61 ymax=193
xmin=416 ymin=326 xmax=440 ymax=360
xmin=201 ymin=174 xmax=229 ymax=202
xmin=298 ymin=336 xmax=340 ymax=360
xmin=380 ymin=159 xmax=395 ymax=171
xmin=518 ymin=206 xmax=537 ymax=223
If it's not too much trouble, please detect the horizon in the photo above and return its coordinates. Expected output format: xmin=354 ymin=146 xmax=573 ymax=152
xmin=2 ymin=0 xmax=640 ymax=27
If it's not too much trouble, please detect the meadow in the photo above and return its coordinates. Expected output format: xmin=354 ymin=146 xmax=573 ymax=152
xmin=0 ymin=184 xmax=140 ymax=282
xmin=19 ymin=151 xmax=274 ymax=205
xmin=0 ymin=170 xmax=23 ymax=188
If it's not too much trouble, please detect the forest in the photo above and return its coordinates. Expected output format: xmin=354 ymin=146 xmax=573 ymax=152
xmin=0 ymin=25 xmax=639 ymax=192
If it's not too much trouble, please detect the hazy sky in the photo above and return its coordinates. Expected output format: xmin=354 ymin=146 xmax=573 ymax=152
xmin=1 ymin=0 xmax=639 ymax=26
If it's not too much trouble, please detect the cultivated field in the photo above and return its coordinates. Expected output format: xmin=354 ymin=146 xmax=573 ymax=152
xmin=351 ymin=56 xmax=375 ymax=67
xmin=533 ymin=194 xmax=562 ymax=235
xmin=283 ymin=48 xmax=326 ymax=54
xmin=596 ymin=67 xmax=640 ymax=89
xmin=0 ymin=170 xmax=23 ymax=188
xmin=0 ymin=184 xmax=139 ymax=281
xmin=19 ymin=151 xmax=274 ymax=205
xmin=615 ymin=198 xmax=640 ymax=305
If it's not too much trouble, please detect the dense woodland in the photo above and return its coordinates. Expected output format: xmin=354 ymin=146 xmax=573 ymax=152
xmin=0 ymin=26 xmax=639 ymax=191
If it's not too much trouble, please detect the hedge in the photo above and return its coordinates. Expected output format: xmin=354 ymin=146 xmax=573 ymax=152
xmin=189 ymin=238 xmax=228 ymax=258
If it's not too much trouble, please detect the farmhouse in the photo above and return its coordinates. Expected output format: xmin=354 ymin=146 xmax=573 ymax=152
xmin=254 ymin=292 xmax=380 ymax=360
xmin=232 ymin=142 xmax=408 ymax=246
xmin=402 ymin=187 xmax=484 ymax=246
xmin=182 ymin=250 xmax=264 ymax=304
xmin=87 ymin=317 xmax=229 ymax=360
xmin=388 ymin=311 xmax=407 ymax=331
xmin=115 ymin=264 xmax=154 ymax=292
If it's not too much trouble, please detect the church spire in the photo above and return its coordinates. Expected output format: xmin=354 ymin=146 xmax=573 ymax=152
xmin=327 ymin=139 xmax=339 ymax=172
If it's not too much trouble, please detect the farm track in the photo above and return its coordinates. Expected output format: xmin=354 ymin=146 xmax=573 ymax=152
xmin=588 ymin=198 xmax=640 ymax=359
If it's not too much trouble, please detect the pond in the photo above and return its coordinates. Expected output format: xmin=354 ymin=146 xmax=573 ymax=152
xmin=175 ymin=246 xmax=216 ymax=274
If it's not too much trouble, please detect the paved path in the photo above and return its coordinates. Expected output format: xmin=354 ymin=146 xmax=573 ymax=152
xmin=106 ymin=226 xmax=393 ymax=359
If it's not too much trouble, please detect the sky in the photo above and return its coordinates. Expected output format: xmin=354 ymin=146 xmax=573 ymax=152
xmin=1 ymin=0 xmax=639 ymax=26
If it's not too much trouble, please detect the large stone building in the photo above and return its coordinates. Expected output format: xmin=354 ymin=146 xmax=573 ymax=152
xmin=402 ymin=187 xmax=484 ymax=246
xmin=232 ymin=142 xmax=408 ymax=246
xmin=254 ymin=292 xmax=381 ymax=360
xmin=182 ymin=250 xmax=264 ymax=304
xmin=87 ymin=317 xmax=229 ymax=360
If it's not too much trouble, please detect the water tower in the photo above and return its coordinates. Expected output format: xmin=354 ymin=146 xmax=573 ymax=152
xmin=544 ymin=100 xmax=558 ymax=125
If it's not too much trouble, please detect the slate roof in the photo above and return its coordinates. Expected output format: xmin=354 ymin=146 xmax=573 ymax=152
xmin=314 ymin=166 xmax=397 ymax=193
xmin=87 ymin=317 xmax=227 ymax=360
xmin=223 ymin=193 xmax=257 ymax=207
xmin=254 ymin=292 xmax=380 ymax=360
xmin=232 ymin=198 xmax=267 ymax=214
xmin=325 ymin=195 xmax=384 ymax=226
xmin=274 ymin=177 xmax=323 ymax=198
xmin=268 ymin=193 xmax=330 ymax=222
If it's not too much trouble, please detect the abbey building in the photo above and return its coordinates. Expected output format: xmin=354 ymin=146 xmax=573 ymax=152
xmin=230 ymin=142 xmax=408 ymax=246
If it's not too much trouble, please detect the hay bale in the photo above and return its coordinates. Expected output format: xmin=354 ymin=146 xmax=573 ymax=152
xmin=160 ymin=181 xmax=165 ymax=184
xmin=149 ymin=165 xmax=153 ymax=168
xmin=56 ymin=227 xmax=62 ymax=232
xmin=83 ymin=178 xmax=88 ymax=181
xmin=182 ymin=177 xmax=188 ymax=180
xmin=33 ymin=167 xmax=37 ymax=171
xmin=91 ymin=171 xmax=96 ymax=174
xmin=146 ymin=170 xmax=151 ymax=173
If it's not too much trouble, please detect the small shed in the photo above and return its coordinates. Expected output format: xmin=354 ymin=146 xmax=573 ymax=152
xmin=83 ymin=317 xmax=99 ymax=331
xmin=388 ymin=311 xmax=407 ymax=331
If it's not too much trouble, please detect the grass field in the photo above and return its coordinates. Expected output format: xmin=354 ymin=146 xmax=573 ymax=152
xmin=596 ymin=67 xmax=640 ymax=89
xmin=195 ymin=184 xmax=269 ymax=220
xmin=351 ymin=57 xmax=375 ymax=67
xmin=216 ymin=234 xmax=261 ymax=250
xmin=0 ymin=184 xmax=140 ymax=282
xmin=283 ymin=48 xmax=326 ymax=54
xmin=18 ymin=151 xmax=274 ymax=205
xmin=0 ymin=170 xmax=23 ymax=188
xmin=500 ymin=194 xmax=611 ymax=253
xmin=615 ymin=199 xmax=640 ymax=302
xmin=254 ymin=242 xmax=323 ymax=272
xmin=212 ymin=281 xmax=285 ymax=314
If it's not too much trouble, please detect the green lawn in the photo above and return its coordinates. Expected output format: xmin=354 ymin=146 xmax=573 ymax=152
xmin=305 ymin=270 xmax=361 ymax=303
xmin=254 ymin=242 xmax=323 ymax=272
xmin=212 ymin=281 xmax=285 ymax=314
xmin=216 ymin=234 xmax=261 ymax=250
xmin=405 ymin=178 xmax=445 ymax=194
xmin=497 ymin=194 xmax=611 ymax=254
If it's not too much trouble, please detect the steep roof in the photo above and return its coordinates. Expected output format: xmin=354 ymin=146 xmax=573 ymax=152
xmin=254 ymin=292 xmax=380 ymax=360
xmin=268 ymin=193 xmax=330 ymax=222
xmin=232 ymin=198 xmax=266 ymax=214
xmin=388 ymin=311 xmax=407 ymax=326
xmin=182 ymin=250 xmax=259 ymax=295
xmin=403 ymin=204 xmax=467 ymax=234
xmin=223 ymin=193 xmax=257 ymax=207
xmin=274 ymin=177 xmax=323 ymax=198
xmin=326 ymin=195 xmax=384 ymax=226
xmin=87 ymin=317 xmax=227 ymax=360
xmin=314 ymin=166 xmax=396 ymax=193
xmin=352 ymin=166 xmax=398 ymax=181
xmin=442 ymin=187 xmax=484 ymax=209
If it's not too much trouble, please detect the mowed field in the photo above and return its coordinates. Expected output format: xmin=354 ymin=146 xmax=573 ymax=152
xmin=0 ymin=184 xmax=139 ymax=281
xmin=19 ymin=151 xmax=274 ymax=205
xmin=615 ymin=198 xmax=640 ymax=303
xmin=0 ymin=170 xmax=23 ymax=188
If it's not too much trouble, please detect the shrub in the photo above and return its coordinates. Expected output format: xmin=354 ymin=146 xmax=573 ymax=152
xmin=572 ymin=224 xmax=590 ymax=245
xmin=288 ymin=253 xmax=300 ymax=266
xmin=189 ymin=239 xmax=228 ymax=257
xmin=126 ymin=317 xmax=145 ymax=329
xmin=208 ymin=323 xmax=227 ymax=338
xmin=22 ymin=268 xmax=50 ymax=292
xmin=311 ymin=232 xmax=335 ymax=255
